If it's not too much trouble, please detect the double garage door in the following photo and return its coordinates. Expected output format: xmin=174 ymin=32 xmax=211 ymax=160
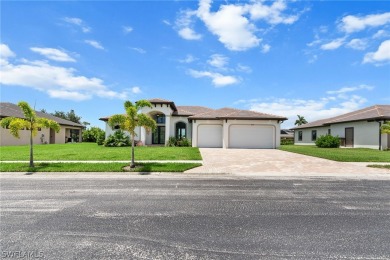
xmin=197 ymin=124 xmax=275 ymax=149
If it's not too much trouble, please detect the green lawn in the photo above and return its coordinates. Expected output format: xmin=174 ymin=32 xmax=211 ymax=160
xmin=0 ymin=162 xmax=202 ymax=172
xmin=280 ymin=145 xmax=390 ymax=162
xmin=0 ymin=143 xmax=202 ymax=161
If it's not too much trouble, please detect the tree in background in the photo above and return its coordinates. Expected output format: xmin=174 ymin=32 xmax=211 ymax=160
xmin=108 ymin=100 xmax=156 ymax=168
xmin=381 ymin=121 xmax=390 ymax=134
xmin=51 ymin=109 xmax=85 ymax=125
xmin=0 ymin=101 xmax=60 ymax=167
xmin=294 ymin=115 xmax=308 ymax=126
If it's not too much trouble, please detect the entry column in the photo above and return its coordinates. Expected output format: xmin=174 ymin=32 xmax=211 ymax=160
xmin=165 ymin=115 xmax=171 ymax=145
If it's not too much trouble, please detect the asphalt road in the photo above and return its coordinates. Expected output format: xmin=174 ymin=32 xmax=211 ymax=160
xmin=1 ymin=174 xmax=390 ymax=259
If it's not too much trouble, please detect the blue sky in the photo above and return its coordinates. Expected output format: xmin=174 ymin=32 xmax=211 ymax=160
xmin=1 ymin=0 xmax=389 ymax=129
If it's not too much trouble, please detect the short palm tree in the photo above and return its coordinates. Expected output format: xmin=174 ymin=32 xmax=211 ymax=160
xmin=0 ymin=101 xmax=60 ymax=167
xmin=381 ymin=121 xmax=390 ymax=134
xmin=108 ymin=100 xmax=156 ymax=168
xmin=294 ymin=115 xmax=308 ymax=126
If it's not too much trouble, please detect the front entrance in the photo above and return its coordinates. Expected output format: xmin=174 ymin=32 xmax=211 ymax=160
xmin=50 ymin=128 xmax=55 ymax=144
xmin=152 ymin=126 xmax=165 ymax=145
xmin=345 ymin=127 xmax=354 ymax=147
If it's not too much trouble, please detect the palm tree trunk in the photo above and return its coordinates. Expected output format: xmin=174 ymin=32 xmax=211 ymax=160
xmin=130 ymin=134 xmax=135 ymax=168
xmin=29 ymin=129 xmax=34 ymax=168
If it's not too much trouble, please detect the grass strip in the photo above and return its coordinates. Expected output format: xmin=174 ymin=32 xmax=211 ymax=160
xmin=280 ymin=145 xmax=390 ymax=162
xmin=367 ymin=164 xmax=390 ymax=169
xmin=0 ymin=162 xmax=202 ymax=172
xmin=0 ymin=143 xmax=202 ymax=161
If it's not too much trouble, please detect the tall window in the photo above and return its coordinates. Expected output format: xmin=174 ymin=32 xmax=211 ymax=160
xmin=298 ymin=131 xmax=303 ymax=141
xmin=153 ymin=114 xmax=165 ymax=124
xmin=311 ymin=130 xmax=317 ymax=141
xmin=176 ymin=122 xmax=186 ymax=139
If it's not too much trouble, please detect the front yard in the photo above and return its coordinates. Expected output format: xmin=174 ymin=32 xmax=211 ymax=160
xmin=0 ymin=143 xmax=202 ymax=161
xmin=280 ymin=145 xmax=390 ymax=162
xmin=0 ymin=143 xmax=202 ymax=172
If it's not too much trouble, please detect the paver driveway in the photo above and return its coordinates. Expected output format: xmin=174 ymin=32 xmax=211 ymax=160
xmin=186 ymin=148 xmax=389 ymax=175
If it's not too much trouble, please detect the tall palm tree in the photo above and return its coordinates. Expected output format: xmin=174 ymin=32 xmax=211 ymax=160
xmin=108 ymin=100 xmax=156 ymax=168
xmin=0 ymin=101 xmax=60 ymax=167
xmin=294 ymin=115 xmax=308 ymax=126
xmin=381 ymin=121 xmax=390 ymax=134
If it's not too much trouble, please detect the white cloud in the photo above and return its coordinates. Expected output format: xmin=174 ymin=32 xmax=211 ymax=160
xmin=63 ymin=17 xmax=91 ymax=33
xmin=130 ymin=47 xmax=146 ymax=54
xmin=84 ymin=40 xmax=104 ymax=50
xmin=30 ymin=47 xmax=76 ymax=62
xmin=363 ymin=40 xmax=390 ymax=64
xmin=261 ymin=44 xmax=271 ymax=53
xmin=123 ymin=26 xmax=133 ymax=34
xmin=320 ymin=37 xmax=345 ymax=50
xmin=0 ymin=43 xmax=15 ymax=59
xmin=176 ymin=10 xmax=202 ymax=40
xmin=238 ymin=85 xmax=372 ymax=128
xmin=373 ymin=29 xmax=390 ymax=39
xmin=207 ymin=54 xmax=229 ymax=69
xmin=346 ymin=38 xmax=368 ymax=50
xmin=236 ymin=64 xmax=252 ymax=73
xmin=248 ymin=0 xmax=299 ymax=25
xmin=326 ymin=84 xmax=374 ymax=95
xmin=131 ymin=86 xmax=142 ymax=94
xmin=339 ymin=12 xmax=390 ymax=33
xmin=162 ymin=20 xmax=171 ymax=26
xmin=188 ymin=69 xmax=239 ymax=87
xmin=0 ymin=44 xmax=127 ymax=101
xmin=179 ymin=54 xmax=196 ymax=63
xmin=197 ymin=0 xmax=260 ymax=51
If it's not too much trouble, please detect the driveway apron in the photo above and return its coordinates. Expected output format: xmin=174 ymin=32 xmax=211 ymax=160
xmin=186 ymin=148 xmax=389 ymax=175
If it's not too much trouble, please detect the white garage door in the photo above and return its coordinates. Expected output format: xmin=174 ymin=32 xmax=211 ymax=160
xmin=197 ymin=124 xmax=223 ymax=148
xmin=229 ymin=124 xmax=275 ymax=149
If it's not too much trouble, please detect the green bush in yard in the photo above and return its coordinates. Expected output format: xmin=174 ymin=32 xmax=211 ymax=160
xmin=315 ymin=135 xmax=340 ymax=148
xmin=103 ymin=130 xmax=131 ymax=147
xmin=166 ymin=137 xmax=192 ymax=147
xmin=96 ymin=132 xmax=105 ymax=145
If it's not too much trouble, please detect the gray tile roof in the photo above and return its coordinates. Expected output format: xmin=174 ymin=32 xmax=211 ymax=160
xmin=174 ymin=106 xmax=215 ymax=116
xmin=293 ymin=105 xmax=390 ymax=129
xmin=189 ymin=107 xmax=287 ymax=120
xmin=0 ymin=102 xmax=84 ymax=127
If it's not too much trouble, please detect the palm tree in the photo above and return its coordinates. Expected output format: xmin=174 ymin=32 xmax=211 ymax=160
xmin=108 ymin=100 xmax=156 ymax=168
xmin=0 ymin=101 xmax=60 ymax=167
xmin=294 ymin=115 xmax=308 ymax=126
xmin=381 ymin=121 xmax=390 ymax=134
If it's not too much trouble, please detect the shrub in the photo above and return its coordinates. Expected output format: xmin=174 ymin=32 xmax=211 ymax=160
xmin=281 ymin=139 xmax=294 ymax=145
xmin=96 ymin=132 xmax=105 ymax=145
xmin=103 ymin=130 xmax=131 ymax=147
xmin=315 ymin=135 xmax=340 ymax=148
xmin=166 ymin=137 xmax=192 ymax=147
xmin=82 ymin=127 xmax=105 ymax=143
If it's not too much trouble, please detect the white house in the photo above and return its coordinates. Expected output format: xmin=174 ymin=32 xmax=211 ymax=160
xmin=0 ymin=102 xmax=84 ymax=146
xmin=99 ymin=98 xmax=287 ymax=149
xmin=292 ymin=105 xmax=390 ymax=150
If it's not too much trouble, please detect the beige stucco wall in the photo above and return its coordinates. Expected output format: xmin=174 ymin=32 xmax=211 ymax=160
xmin=0 ymin=127 xmax=50 ymax=146
xmin=294 ymin=121 xmax=386 ymax=149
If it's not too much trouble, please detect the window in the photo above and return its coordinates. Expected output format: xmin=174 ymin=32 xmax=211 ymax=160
xmin=311 ymin=130 xmax=317 ymax=141
xmin=176 ymin=122 xmax=186 ymax=139
xmin=328 ymin=129 xmax=331 ymax=135
xmin=113 ymin=125 xmax=120 ymax=130
xmin=298 ymin=131 xmax=302 ymax=141
xmin=154 ymin=114 xmax=165 ymax=124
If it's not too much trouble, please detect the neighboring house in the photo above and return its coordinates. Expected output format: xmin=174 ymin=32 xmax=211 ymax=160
xmin=0 ymin=102 xmax=84 ymax=146
xmin=281 ymin=129 xmax=294 ymax=141
xmin=292 ymin=105 xmax=390 ymax=150
xmin=100 ymin=98 xmax=287 ymax=149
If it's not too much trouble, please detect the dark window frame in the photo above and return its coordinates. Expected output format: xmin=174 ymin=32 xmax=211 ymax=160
xmin=298 ymin=131 xmax=303 ymax=141
xmin=175 ymin=122 xmax=186 ymax=139
xmin=311 ymin=130 xmax=317 ymax=141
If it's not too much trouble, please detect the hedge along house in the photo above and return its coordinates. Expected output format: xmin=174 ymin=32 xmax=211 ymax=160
xmin=292 ymin=105 xmax=390 ymax=150
xmin=99 ymin=98 xmax=287 ymax=149
xmin=0 ymin=102 xmax=84 ymax=146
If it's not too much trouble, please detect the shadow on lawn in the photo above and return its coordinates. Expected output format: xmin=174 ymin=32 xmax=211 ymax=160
xmin=25 ymin=163 xmax=60 ymax=175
